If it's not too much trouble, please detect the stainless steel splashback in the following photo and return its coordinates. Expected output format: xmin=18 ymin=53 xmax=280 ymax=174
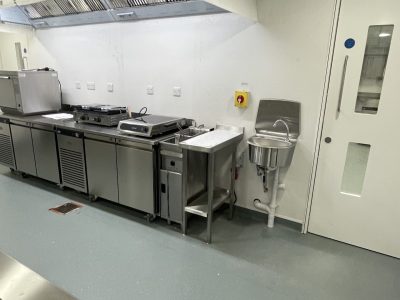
xmin=255 ymin=99 xmax=300 ymax=140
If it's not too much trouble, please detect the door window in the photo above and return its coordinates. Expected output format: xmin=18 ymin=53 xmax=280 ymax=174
xmin=341 ymin=142 xmax=371 ymax=197
xmin=355 ymin=25 xmax=394 ymax=114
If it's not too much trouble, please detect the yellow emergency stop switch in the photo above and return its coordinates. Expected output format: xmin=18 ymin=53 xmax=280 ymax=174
xmin=234 ymin=91 xmax=249 ymax=108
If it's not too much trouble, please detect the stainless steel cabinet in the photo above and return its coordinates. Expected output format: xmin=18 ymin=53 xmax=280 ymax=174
xmin=57 ymin=131 xmax=87 ymax=193
xmin=0 ymin=119 xmax=16 ymax=169
xmin=168 ymin=172 xmax=183 ymax=222
xmin=31 ymin=128 xmax=60 ymax=184
xmin=160 ymin=170 xmax=183 ymax=223
xmin=160 ymin=170 xmax=169 ymax=219
xmin=117 ymin=143 xmax=154 ymax=214
xmin=7 ymin=123 xmax=59 ymax=183
xmin=85 ymin=137 xmax=118 ymax=203
xmin=158 ymin=143 xmax=207 ymax=225
xmin=10 ymin=124 xmax=36 ymax=176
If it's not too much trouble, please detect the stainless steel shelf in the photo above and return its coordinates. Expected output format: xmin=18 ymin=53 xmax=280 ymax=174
xmin=185 ymin=187 xmax=229 ymax=218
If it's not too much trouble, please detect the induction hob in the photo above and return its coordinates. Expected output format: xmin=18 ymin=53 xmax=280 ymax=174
xmin=117 ymin=114 xmax=188 ymax=137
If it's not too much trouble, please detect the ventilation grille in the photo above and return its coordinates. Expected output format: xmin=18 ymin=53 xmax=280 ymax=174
xmin=109 ymin=0 xmax=187 ymax=9
xmin=24 ymin=0 xmax=105 ymax=19
xmin=59 ymin=148 xmax=87 ymax=192
xmin=0 ymin=134 xmax=15 ymax=169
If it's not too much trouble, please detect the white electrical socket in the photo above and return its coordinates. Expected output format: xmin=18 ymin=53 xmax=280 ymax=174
xmin=173 ymin=87 xmax=182 ymax=97
xmin=87 ymin=82 xmax=95 ymax=90
xmin=75 ymin=81 xmax=81 ymax=90
xmin=107 ymin=82 xmax=114 ymax=92
xmin=147 ymin=85 xmax=154 ymax=95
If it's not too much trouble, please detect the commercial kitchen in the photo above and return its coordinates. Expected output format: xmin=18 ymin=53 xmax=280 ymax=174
xmin=0 ymin=0 xmax=399 ymax=299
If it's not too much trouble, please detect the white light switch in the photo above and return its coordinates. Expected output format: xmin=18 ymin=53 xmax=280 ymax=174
xmin=173 ymin=87 xmax=181 ymax=97
xmin=147 ymin=85 xmax=154 ymax=95
xmin=75 ymin=81 xmax=81 ymax=90
xmin=107 ymin=82 xmax=114 ymax=92
xmin=87 ymin=82 xmax=95 ymax=90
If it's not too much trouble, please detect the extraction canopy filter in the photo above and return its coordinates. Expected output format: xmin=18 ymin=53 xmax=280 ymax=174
xmin=109 ymin=0 xmax=186 ymax=9
xmin=23 ymin=0 xmax=187 ymax=19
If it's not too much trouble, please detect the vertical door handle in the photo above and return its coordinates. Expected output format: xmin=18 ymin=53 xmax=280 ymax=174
xmin=336 ymin=55 xmax=349 ymax=119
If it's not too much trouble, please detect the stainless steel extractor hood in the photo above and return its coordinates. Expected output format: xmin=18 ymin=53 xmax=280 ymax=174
xmin=0 ymin=0 xmax=227 ymax=28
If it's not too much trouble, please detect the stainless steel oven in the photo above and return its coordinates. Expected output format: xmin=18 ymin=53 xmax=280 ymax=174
xmin=0 ymin=70 xmax=61 ymax=115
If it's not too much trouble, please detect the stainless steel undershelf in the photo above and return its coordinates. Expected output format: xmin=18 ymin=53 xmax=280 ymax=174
xmin=184 ymin=187 xmax=230 ymax=218
xmin=0 ymin=251 xmax=76 ymax=300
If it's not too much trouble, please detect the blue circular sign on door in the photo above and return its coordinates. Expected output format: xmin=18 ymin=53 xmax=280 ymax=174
xmin=344 ymin=38 xmax=355 ymax=49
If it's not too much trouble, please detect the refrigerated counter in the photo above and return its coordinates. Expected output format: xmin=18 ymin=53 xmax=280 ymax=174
xmin=0 ymin=113 xmax=168 ymax=217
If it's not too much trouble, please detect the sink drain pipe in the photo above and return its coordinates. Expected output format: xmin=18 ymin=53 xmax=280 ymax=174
xmin=254 ymin=167 xmax=280 ymax=228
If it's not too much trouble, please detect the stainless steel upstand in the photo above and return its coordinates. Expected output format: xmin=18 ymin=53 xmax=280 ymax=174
xmin=180 ymin=125 xmax=244 ymax=243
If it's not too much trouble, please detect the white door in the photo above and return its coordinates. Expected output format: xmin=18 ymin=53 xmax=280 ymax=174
xmin=309 ymin=0 xmax=400 ymax=258
xmin=0 ymin=32 xmax=28 ymax=70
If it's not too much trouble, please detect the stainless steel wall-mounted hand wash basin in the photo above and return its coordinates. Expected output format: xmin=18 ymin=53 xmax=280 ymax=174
xmin=248 ymin=99 xmax=301 ymax=169
xmin=248 ymin=135 xmax=295 ymax=169
xmin=248 ymin=99 xmax=301 ymax=228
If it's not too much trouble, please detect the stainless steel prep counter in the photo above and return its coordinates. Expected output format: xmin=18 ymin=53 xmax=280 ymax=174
xmin=180 ymin=124 xmax=244 ymax=243
xmin=0 ymin=112 xmax=174 ymax=216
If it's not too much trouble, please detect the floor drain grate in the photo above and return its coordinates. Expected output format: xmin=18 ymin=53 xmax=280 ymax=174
xmin=49 ymin=202 xmax=83 ymax=215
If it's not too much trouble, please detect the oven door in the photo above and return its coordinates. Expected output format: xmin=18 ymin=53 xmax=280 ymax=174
xmin=0 ymin=75 xmax=18 ymax=110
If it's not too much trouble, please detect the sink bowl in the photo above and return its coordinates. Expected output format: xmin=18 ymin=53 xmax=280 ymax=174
xmin=160 ymin=127 xmax=210 ymax=152
xmin=174 ymin=127 xmax=211 ymax=143
xmin=182 ymin=127 xmax=208 ymax=136
xmin=247 ymin=136 xmax=296 ymax=168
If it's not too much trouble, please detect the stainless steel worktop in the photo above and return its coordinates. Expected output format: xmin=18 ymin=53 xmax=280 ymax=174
xmin=0 ymin=113 xmax=172 ymax=145
xmin=0 ymin=250 xmax=76 ymax=300
xmin=179 ymin=124 xmax=244 ymax=153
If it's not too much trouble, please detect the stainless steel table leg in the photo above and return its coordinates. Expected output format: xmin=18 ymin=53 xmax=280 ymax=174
xmin=229 ymin=148 xmax=237 ymax=220
xmin=206 ymin=153 xmax=215 ymax=244
xmin=182 ymin=149 xmax=188 ymax=235
xmin=182 ymin=213 xmax=187 ymax=234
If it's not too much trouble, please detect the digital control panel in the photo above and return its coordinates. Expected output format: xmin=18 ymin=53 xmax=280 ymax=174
xmin=119 ymin=123 xmax=149 ymax=134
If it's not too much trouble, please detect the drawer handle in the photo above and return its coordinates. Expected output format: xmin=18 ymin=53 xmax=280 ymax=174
xmin=170 ymin=161 xmax=175 ymax=167
xmin=161 ymin=184 xmax=166 ymax=194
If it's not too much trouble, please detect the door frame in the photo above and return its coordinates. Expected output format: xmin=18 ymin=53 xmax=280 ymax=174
xmin=303 ymin=0 xmax=343 ymax=234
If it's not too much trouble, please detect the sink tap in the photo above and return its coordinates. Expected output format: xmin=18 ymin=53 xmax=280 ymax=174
xmin=273 ymin=119 xmax=290 ymax=141
xmin=192 ymin=120 xmax=204 ymax=129
xmin=176 ymin=122 xmax=184 ymax=142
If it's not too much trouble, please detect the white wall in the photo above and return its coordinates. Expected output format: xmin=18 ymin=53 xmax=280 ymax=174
xmin=27 ymin=0 xmax=336 ymax=224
